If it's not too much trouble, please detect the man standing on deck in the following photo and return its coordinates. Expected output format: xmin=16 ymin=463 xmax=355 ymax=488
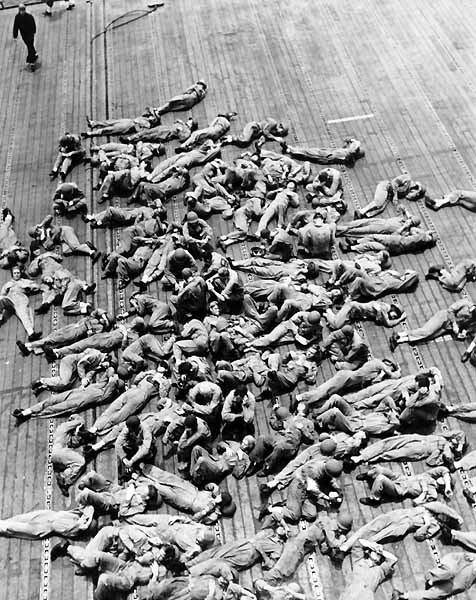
xmin=13 ymin=4 xmax=38 ymax=67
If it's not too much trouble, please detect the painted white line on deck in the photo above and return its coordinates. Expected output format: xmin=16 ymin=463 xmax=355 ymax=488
xmin=327 ymin=113 xmax=374 ymax=124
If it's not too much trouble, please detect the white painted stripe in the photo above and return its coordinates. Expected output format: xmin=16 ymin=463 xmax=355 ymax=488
xmin=327 ymin=113 xmax=374 ymax=124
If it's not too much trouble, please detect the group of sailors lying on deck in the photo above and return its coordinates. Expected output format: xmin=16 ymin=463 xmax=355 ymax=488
xmin=2 ymin=80 xmax=476 ymax=600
